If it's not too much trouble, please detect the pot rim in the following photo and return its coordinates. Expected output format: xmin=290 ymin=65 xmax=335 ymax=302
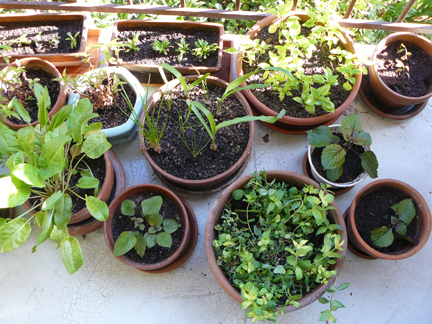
xmin=104 ymin=183 xmax=190 ymax=271
xmin=204 ymin=170 xmax=347 ymax=312
xmin=138 ymin=75 xmax=255 ymax=187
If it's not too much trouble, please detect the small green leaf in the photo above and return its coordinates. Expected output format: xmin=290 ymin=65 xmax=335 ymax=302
xmin=85 ymin=196 xmax=109 ymax=222
xmin=156 ymin=232 xmax=172 ymax=248
xmin=307 ymin=126 xmax=334 ymax=148
xmin=82 ymin=133 xmax=112 ymax=159
xmin=36 ymin=210 xmax=53 ymax=246
xmin=318 ymin=297 xmax=329 ymax=304
xmin=331 ymin=300 xmax=345 ymax=310
xmin=395 ymin=222 xmax=407 ymax=236
xmin=163 ymin=219 xmax=179 ymax=234
xmin=135 ymin=234 xmax=146 ymax=258
xmin=144 ymin=233 xmax=157 ymax=248
xmin=326 ymin=166 xmax=343 ymax=182
xmin=371 ymin=226 xmax=394 ymax=248
xmin=60 ymin=236 xmax=84 ymax=274
xmin=17 ymin=127 xmax=34 ymax=152
xmin=352 ymin=131 xmax=372 ymax=146
xmin=149 ymin=214 xmax=163 ymax=227
xmin=114 ymin=231 xmax=137 ymax=257
xmin=50 ymin=226 xmax=68 ymax=247
xmin=336 ymin=282 xmax=350 ymax=290
xmin=42 ymin=191 xmax=63 ymax=210
xmin=0 ymin=218 xmax=31 ymax=252
xmin=321 ymin=144 xmax=346 ymax=170
xmin=54 ymin=194 xmax=72 ymax=228
xmin=360 ymin=151 xmax=378 ymax=179
xmin=121 ymin=199 xmax=136 ymax=216
xmin=141 ymin=196 xmax=163 ymax=217
xmin=11 ymin=163 xmax=45 ymax=188
xmin=77 ymin=177 xmax=99 ymax=189
xmin=319 ymin=310 xmax=332 ymax=322
xmin=232 ymin=189 xmax=244 ymax=200
xmin=341 ymin=113 xmax=361 ymax=134
xmin=295 ymin=267 xmax=303 ymax=280
xmin=274 ymin=265 xmax=286 ymax=274
xmin=398 ymin=199 xmax=416 ymax=225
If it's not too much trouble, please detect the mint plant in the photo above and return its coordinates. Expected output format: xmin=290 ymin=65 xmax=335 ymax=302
xmin=371 ymin=199 xmax=416 ymax=248
xmin=152 ymin=39 xmax=172 ymax=55
xmin=113 ymin=196 xmax=179 ymax=258
xmin=306 ymin=114 xmax=378 ymax=182
xmin=0 ymin=96 xmax=112 ymax=274
xmin=193 ymin=39 xmax=218 ymax=61
xmin=213 ymin=171 xmax=345 ymax=322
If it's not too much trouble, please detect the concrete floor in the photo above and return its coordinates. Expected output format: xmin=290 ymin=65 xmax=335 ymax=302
xmin=1 ymin=46 xmax=432 ymax=324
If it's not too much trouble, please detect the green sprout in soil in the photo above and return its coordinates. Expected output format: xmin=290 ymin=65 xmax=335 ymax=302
xmin=175 ymin=38 xmax=190 ymax=63
xmin=66 ymin=31 xmax=80 ymax=49
xmin=125 ymin=34 xmax=140 ymax=54
xmin=193 ymin=39 xmax=218 ymax=61
xmin=152 ymin=39 xmax=172 ymax=55
xmin=395 ymin=43 xmax=411 ymax=80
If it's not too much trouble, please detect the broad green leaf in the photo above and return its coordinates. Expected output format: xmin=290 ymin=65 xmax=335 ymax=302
xmin=144 ymin=233 xmax=156 ymax=249
xmin=77 ymin=177 xmax=99 ymax=189
xmin=85 ymin=196 xmax=109 ymax=222
xmin=232 ymin=189 xmax=244 ymax=200
xmin=82 ymin=132 xmax=111 ymax=159
xmin=163 ymin=219 xmax=179 ymax=234
xmin=11 ymin=163 xmax=45 ymax=187
xmin=66 ymin=98 xmax=93 ymax=130
xmin=395 ymin=222 xmax=407 ymax=236
xmin=50 ymin=225 xmax=68 ymax=247
xmin=352 ymin=131 xmax=372 ymax=146
xmin=11 ymin=98 xmax=31 ymax=123
xmin=114 ymin=231 xmax=137 ymax=257
xmin=295 ymin=267 xmax=303 ymax=280
xmin=141 ymin=196 xmax=163 ymax=217
xmin=191 ymin=102 xmax=215 ymax=138
xmin=336 ymin=282 xmax=350 ymax=290
xmin=371 ymin=226 xmax=394 ymax=247
xmin=84 ymin=122 xmax=103 ymax=138
xmin=321 ymin=144 xmax=346 ymax=170
xmin=36 ymin=210 xmax=53 ymax=245
xmin=17 ymin=127 xmax=34 ymax=152
xmin=306 ymin=126 xmax=334 ymax=148
xmin=326 ymin=166 xmax=343 ymax=182
xmin=0 ymin=176 xmax=31 ymax=208
xmin=121 ymin=199 xmax=136 ymax=216
xmin=0 ymin=218 xmax=31 ymax=252
xmin=319 ymin=310 xmax=332 ymax=322
xmin=360 ymin=151 xmax=378 ymax=179
xmin=156 ymin=232 xmax=172 ymax=248
xmin=48 ymin=104 xmax=73 ymax=131
xmin=398 ymin=199 xmax=416 ymax=225
xmin=274 ymin=265 xmax=286 ymax=274
xmin=135 ymin=234 xmax=146 ymax=258
xmin=60 ymin=236 xmax=83 ymax=274
xmin=42 ymin=191 xmax=63 ymax=210
xmin=340 ymin=113 xmax=361 ymax=134
xmin=318 ymin=297 xmax=329 ymax=304
xmin=0 ymin=124 xmax=18 ymax=156
xmin=38 ymin=135 xmax=71 ymax=178
xmin=331 ymin=300 xmax=345 ymax=310
xmin=35 ymin=85 xmax=50 ymax=128
xmin=54 ymin=194 xmax=72 ymax=228
xmin=158 ymin=63 xmax=188 ymax=95
xmin=149 ymin=214 xmax=163 ymax=227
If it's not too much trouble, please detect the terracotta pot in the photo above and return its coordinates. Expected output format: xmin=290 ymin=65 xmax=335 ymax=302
xmin=235 ymin=11 xmax=361 ymax=131
xmin=1 ymin=58 xmax=67 ymax=131
xmin=205 ymin=170 xmax=347 ymax=312
xmin=111 ymin=20 xmax=223 ymax=74
xmin=23 ymin=150 xmax=114 ymax=224
xmin=104 ymin=184 xmax=191 ymax=271
xmin=307 ymin=124 xmax=371 ymax=189
xmin=0 ymin=13 xmax=90 ymax=67
xmin=346 ymin=179 xmax=432 ymax=260
xmin=369 ymin=33 xmax=432 ymax=108
xmin=138 ymin=75 xmax=255 ymax=192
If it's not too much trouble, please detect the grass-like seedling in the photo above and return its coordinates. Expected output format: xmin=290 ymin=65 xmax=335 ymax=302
xmin=125 ymin=33 xmax=140 ymax=54
xmin=66 ymin=31 xmax=80 ymax=49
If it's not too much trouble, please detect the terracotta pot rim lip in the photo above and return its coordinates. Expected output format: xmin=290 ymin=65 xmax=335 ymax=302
xmin=236 ymin=11 xmax=360 ymax=125
xmin=104 ymin=183 xmax=190 ymax=270
xmin=205 ymin=170 xmax=347 ymax=307
xmin=307 ymin=124 xmax=369 ymax=187
xmin=1 ymin=57 xmax=66 ymax=128
xmin=348 ymin=178 xmax=432 ymax=259
xmin=371 ymin=32 xmax=432 ymax=101
xmin=138 ymin=75 xmax=255 ymax=186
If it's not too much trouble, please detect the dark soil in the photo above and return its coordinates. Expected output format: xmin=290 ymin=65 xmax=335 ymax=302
xmin=146 ymin=83 xmax=250 ymax=180
xmin=311 ymin=135 xmax=365 ymax=183
xmin=376 ymin=41 xmax=432 ymax=97
xmin=83 ymin=78 xmax=136 ymax=129
xmin=4 ymin=68 xmax=60 ymax=124
xmin=0 ymin=18 xmax=83 ymax=55
xmin=354 ymin=187 xmax=419 ymax=253
xmin=243 ymin=25 xmax=350 ymax=118
xmin=117 ymin=25 xmax=219 ymax=67
xmin=111 ymin=192 xmax=185 ymax=264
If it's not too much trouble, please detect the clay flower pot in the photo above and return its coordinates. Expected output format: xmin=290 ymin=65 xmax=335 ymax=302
xmin=205 ymin=170 xmax=347 ymax=312
xmin=138 ymin=75 xmax=254 ymax=193
xmin=104 ymin=184 xmax=191 ymax=271
xmin=111 ymin=20 xmax=223 ymax=74
xmin=1 ymin=58 xmax=67 ymax=130
xmin=235 ymin=12 xmax=361 ymax=132
xmin=23 ymin=150 xmax=114 ymax=224
xmin=307 ymin=124 xmax=371 ymax=189
xmin=346 ymin=179 xmax=431 ymax=260
xmin=67 ymin=66 xmax=145 ymax=145
xmin=369 ymin=33 xmax=432 ymax=109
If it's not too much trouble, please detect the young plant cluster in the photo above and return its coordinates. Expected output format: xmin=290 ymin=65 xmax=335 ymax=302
xmin=212 ymin=171 xmax=345 ymax=322
xmin=395 ymin=43 xmax=411 ymax=80
xmin=152 ymin=38 xmax=219 ymax=63
xmin=1 ymin=31 xmax=79 ymax=50
xmin=307 ymin=114 xmax=378 ymax=182
xmin=113 ymin=196 xmax=179 ymax=258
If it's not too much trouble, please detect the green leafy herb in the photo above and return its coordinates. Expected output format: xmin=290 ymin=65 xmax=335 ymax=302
xmin=152 ymin=39 xmax=172 ymax=55
xmin=193 ymin=39 xmax=218 ymax=61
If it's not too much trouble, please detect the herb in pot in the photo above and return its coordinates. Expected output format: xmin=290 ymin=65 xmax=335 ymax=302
xmin=152 ymin=39 xmax=172 ymax=55
xmin=193 ymin=39 xmax=218 ymax=61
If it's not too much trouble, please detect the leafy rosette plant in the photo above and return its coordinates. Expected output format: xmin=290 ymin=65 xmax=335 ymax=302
xmin=0 ymin=94 xmax=112 ymax=274
xmin=306 ymin=114 xmax=378 ymax=182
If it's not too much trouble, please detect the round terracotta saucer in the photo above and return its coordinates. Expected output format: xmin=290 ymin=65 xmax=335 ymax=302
xmin=343 ymin=207 xmax=377 ymax=260
xmin=155 ymin=153 xmax=251 ymax=195
xmin=359 ymin=69 xmax=428 ymax=120
xmin=68 ymin=150 xmax=126 ymax=236
xmin=140 ymin=198 xmax=199 ymax=274
xmin=302 ymin=152 xmax=353 ymax=196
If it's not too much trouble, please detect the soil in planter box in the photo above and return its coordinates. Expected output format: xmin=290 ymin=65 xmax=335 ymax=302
xmin=354 ymin=187 xmax=419 ymax=253
xmin=111 ymin=192 xmax=185 ymax=264
xmin=0 ymin=19 xmax=83 ymax=55
xmin=4 ymin=68 xmax=60 ymax=124
xmin=242 ymin=25 xmax=350 ymax=118
xmin=311 ymin=138 xmax=365 ymax=183
xmin=375 ymin=41 xmax=432 ymax=97
xmin=146 ymin=83 xmax=249 ymax=180
xmin=83 ymin=78 xmax=135 ymax=129
xmin=117 ymin=26 xmax=219 ymax=67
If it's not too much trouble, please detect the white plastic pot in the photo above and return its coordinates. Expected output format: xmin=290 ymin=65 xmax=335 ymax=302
xmin=307 ymin=124 xmax=370 ymax=189
xmin=68 ymin=66 xmax=145 ymax=145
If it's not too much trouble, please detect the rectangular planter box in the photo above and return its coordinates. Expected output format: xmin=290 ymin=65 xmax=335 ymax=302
xmin=0 ymin=13 xmax=90 ymax=67
xmin=110 ymin=20 xmax=224 ymax=74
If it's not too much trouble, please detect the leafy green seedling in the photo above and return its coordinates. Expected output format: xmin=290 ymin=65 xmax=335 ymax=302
xmin=193 ymin=39 xmax=218 ymax=61
xmin=306 ymin=113 xmax=378 ymax=182
xmin=9 ymin=34 xmax=31 ymax=47
xmin=125 ymin=34 xmax=140 ymax=53
xmin=371 ymin=199 xmax=416 ymax=248
xmin=152 ymin=39 xmax=172 ymax=55
xmin=49 ymin=35 xmax=61 ymax=46
xmin=113 ymin=196 xmax=179 ymax=258
xmin=175 ymin=38 xmax=190 ymax=63
xmin=66 ymin=31 xmax=80 ymax=49
xmin=319 ymin=280 xmax=350 ymax=323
